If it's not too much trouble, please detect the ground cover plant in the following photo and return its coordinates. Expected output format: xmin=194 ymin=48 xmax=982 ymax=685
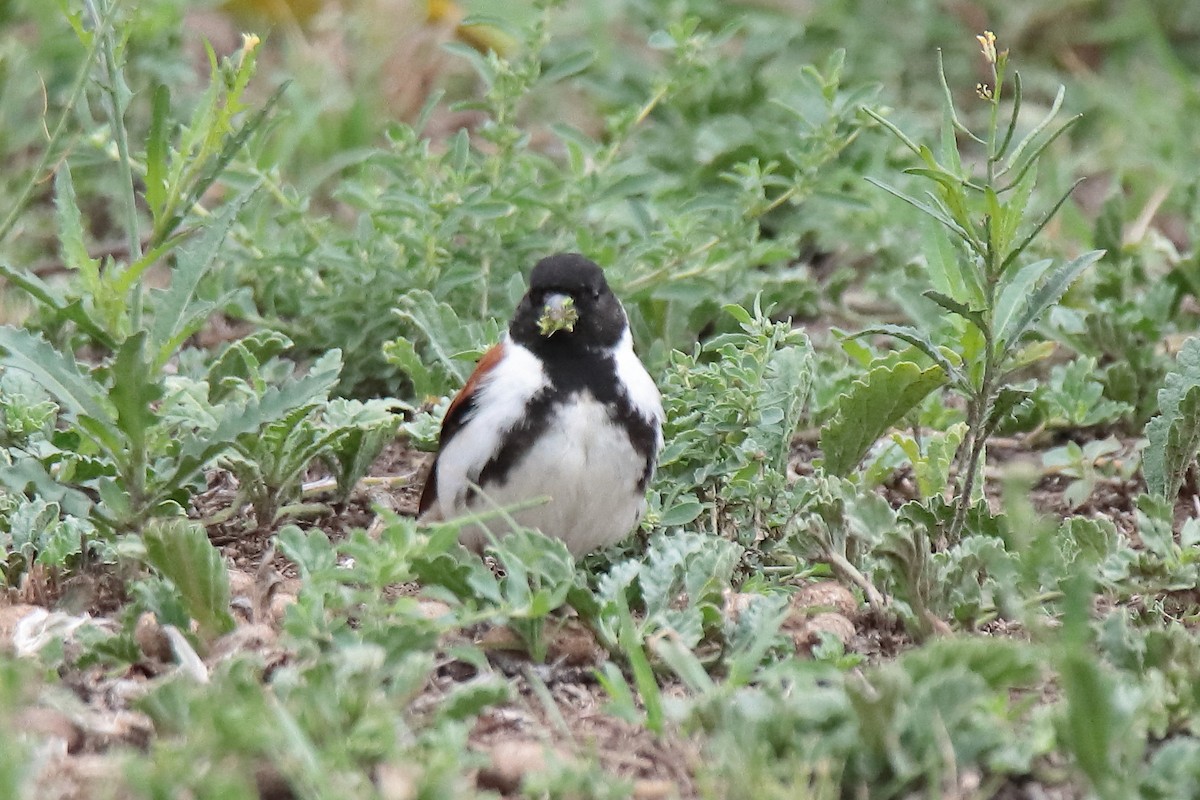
xmin=4 ymin=0 xmax=1200 ymax=798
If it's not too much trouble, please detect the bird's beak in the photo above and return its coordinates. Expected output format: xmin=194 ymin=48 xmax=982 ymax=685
xmin=537 ymin=292 xmax=578 ymax=337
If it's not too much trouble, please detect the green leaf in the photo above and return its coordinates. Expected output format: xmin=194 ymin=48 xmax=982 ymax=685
xmin=1000 ymin=85 xmax=1066 ymax=179
xmin=990 ymin=162 xmax=1037 ymax=264
xmin=721 ymin=302 xmax=753 ymax=327
xmin=541 ymin=49 xmax=595 ymax=83
xmin=920 ymin=219 xmax=984 ymax=309
xmin=382 ymin=337 xmax=439 ymax=399
xmin=53 ymin=164 xmax=98 ymax=274
xmin=321 ymin=398 xmax=404 ymax=503
xmin=0 ymin=328 xmax=109 ymax=423
xmin=922 ymin=290 xmax=986 ymax=334
xmin=163 ymin=349 xmax=343 ymax=500
xmin=0 ymin=458 xmax=94 ymax=518
xmin=1058 ymin=517 xmax=1119 ymax=569
xmin=110 ymin=332 xmax=162 ymax=455
xmin=820 ymin=361 xmax=948 ymax=476
xmin=0 ymin=263 xmax=116 ymax=349
xmin=148 ymin=192 xmax=251 ymax=367
xmin=994 ymin=71 xmax=1023 ymax=160
xmin=142 ymin=518 xmax=235 ymax=641
xmin=891 ymin=423 xmax=965 ymax=499
xmin=865 ymin=177 xmax=972 ymax=244
xmin=936 ymin=49 xmax=967 ymax=172
xmin=999 ymin=178 xmax=1088 ymax=274
xmin=145 ymin=84 xmax=171 ymax=218
xmin=276 ymin=524 xmax=337 ymax=580
xmin=1145 ymin=338 xmax=1200 ymax=500
xmin=659 ymin=495 xmax=704 ymax=527
xmin=1157 ymin=387 xmax=1200 ymax=499
xmin=616 ymin=590 xmax=663 ymax=734
xmin=993 ymin=258 xmax=1053 ymax=351
xmin=849 ymin=324 xmax=961 ymax=383
xmin=863 ymin=107 xmax=923 ymax=157
xmin=205 ymin=330 xmax=293 ymax=402
xmin=984 ymin=386 xmax=1033 ymax=437
xmin=442 ymin=41 xmax=495 ymax=87
xmin=1003 ymin=111 xmax=1081 ymax=195
xmin=903 ymin=166 xmax=969 ymax=192
xmin=393 ymin=290 xmax=495 ymax=388
xmin=999 ymin=250 xmax=1103 ymax=358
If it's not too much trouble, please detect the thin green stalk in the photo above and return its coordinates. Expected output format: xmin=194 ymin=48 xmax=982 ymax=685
xmin=595 ymin=82 xmax=669 ymax=173
xmin=985 ymin=91 xmax=1000 ymax=185
xmin=0 ymin=13 xmax=108 ymax=243
xmin=950 ymin=398 xmax=985 ymax=540
xmin=84 ymin=0 xmax=144 ymax=329
xmin=950 ymin=336 xmax=1000 ymax=541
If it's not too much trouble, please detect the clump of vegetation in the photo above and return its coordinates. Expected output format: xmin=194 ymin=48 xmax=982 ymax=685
xmin=3 ymin=2 xmax=1200 ymax=799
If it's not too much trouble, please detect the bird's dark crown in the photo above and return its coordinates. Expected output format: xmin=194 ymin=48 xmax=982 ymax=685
xmin=528 ymin=253 xmax=609 ymax=296
xmin=511 ymin=253 xmax=626 ymax=352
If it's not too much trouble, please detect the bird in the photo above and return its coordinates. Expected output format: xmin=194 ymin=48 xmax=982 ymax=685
xmin=418 ymin=253 xmax=664 ymax=556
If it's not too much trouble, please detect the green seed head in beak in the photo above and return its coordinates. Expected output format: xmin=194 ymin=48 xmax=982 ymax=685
xmin=537 ymin=292 xmax=578 ymax=337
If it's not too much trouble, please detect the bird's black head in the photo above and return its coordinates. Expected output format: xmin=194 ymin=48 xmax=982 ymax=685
xmin=510 ymin=253 xmax=627 ymax=353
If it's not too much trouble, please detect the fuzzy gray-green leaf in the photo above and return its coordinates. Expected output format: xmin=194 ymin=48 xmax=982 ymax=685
xmin=851 ymin=324 xmax=961 ymax=384
xmin=1144 ymin=338 xmax=1200 ymax=499
xmin=1145 ymin=384 xmax=1200 ymax=500
xmin=0 ymin=327 xmax=109 ymax=423
xmin=142 ymin=518 xmax=235 ymax=641
xmin=821 ymin=361 xmax=948 ymax=476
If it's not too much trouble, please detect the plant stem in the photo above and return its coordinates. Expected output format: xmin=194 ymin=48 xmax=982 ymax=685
xmin=950 ymin=404 xmax=985 ymax=540
xmin=85 ymin=0 xmax=144 ymax=330
xmin=823 ymin=547 xmax=885 ymax=613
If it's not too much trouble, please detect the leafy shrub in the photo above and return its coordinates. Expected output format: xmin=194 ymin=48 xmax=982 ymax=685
xmin=240 ymin=11 xmax=869 ymax=397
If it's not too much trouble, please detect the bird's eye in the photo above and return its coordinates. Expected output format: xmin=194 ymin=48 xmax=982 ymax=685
xmin=591 ymin=287 xmax=601 ymax=300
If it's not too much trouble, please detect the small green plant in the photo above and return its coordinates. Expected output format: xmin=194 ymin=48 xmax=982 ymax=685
xmin=1037 ymin=357 xmax=1134 ymax=430
xmin=876 ymin=471 xmax=1124 ymax=638
xmin=1042 ymin=437 xmax=1126 ymax=510
xmin=683 ymin=636 xmax=1044 ymax=798
xmin=649 ymin=301 xmax=813 ymax=551
xmin=1050 ymin=298 xmax=1169 ymax=428
xmin=0 ymin=198 xmax=263 ymax=534
xmin=0 ymin=495 xmax=100 ymax=585
xmin=825 ymin=32 xmax=1103 ymax=540
xmin=138 ymin=518 xmax=236 ymax=644
xmin=411 ymin=522 xmax=577 ymax=662
xmin=217 ymin=350 xmax=343 ymax=528
xmin=886 ymin=422 xmax=967 ymax=499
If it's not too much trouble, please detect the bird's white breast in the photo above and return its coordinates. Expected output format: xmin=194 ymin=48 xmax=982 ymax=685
xmin=460 ymin=392 xmax=649 ymax=554
xmin=437 ymin=332 xmax=662 ymax=556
